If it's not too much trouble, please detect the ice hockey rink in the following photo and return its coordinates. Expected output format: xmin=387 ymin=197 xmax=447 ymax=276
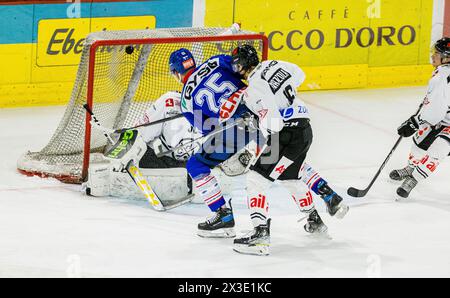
xmin=0 ymin=86 xmax=449 ymax=278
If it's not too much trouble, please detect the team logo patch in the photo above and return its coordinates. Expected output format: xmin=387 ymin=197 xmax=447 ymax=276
xmin=219 ymin=88 xmax=245 ymax=122
xmin=267 ymin=68 xmax=291 ymax=94
xmin=275 ymin=165 xmax=286 ymax=174
xmin=298 ymin=192 xmax=313 ymax=208
xmin=182 ymin=58 xmax=194 ymax=70
xmin=165 ymin=98 xmax=174 ymax=107
xmin=258 ymin=109 xmax=268 ymax=119
xmin=249 ymin=194 xmax=268 ymax=211
xmin=281 ymin=107 xmax=294 ymax=119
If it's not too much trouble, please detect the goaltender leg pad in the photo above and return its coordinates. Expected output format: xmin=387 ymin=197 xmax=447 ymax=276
xmin=84 ymin=160 xmax=192 ymax=209
xmin=218 ymin=141 xmax=258 ymax=177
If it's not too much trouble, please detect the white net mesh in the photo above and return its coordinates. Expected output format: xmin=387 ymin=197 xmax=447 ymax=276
xmin=17 ymin=27 xmax=266 ymax=183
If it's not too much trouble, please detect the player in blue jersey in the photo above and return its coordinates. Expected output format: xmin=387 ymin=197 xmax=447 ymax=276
xmin=169 ymin=48 xmax=261 ymax=238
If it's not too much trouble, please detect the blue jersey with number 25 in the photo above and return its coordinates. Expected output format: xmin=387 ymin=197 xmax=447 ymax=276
xmin=180 ymin=55 xmax=246 ymax=135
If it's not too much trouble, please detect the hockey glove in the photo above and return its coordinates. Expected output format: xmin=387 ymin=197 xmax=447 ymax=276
xmin=397 ymin=115 xmax=419 ymax=137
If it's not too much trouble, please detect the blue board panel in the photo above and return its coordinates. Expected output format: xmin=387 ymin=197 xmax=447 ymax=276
xmin=0 ymin=0 xmax=193 ymax=44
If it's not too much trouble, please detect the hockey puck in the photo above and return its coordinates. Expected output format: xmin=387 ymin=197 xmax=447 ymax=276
xmin=125 ymin=46 xmax=134 ymax=54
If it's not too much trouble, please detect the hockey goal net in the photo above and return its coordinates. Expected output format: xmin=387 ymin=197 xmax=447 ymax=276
xmin=17 ymin=27 xmax=268 ymax=184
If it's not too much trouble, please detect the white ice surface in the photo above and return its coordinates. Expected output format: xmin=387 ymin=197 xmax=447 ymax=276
xmin=0 ymin=87 xmax=449 ymax=278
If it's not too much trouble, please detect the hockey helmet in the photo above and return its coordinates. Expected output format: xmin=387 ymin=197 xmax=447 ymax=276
xmin=169 ymin=48 xmax=196 ymax=75
xmin=433 ymin=37 xmax=450 ymax=58
xmin=231 ymin=44 xmax=259 ymax=73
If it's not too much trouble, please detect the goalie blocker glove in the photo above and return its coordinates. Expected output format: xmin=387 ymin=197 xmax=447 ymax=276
xmin=397 ymin=115 xmax=420 ymax=137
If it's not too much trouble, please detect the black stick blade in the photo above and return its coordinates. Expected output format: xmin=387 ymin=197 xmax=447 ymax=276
xmin=347 ymin=187 xmax=367 ymax=198
xmin=83 ymin=103 xmax=94 ymax=115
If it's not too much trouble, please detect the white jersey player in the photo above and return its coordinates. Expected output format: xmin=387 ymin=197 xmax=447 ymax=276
xmin=85 ymin=91 xmax=251 ymax=205
xmin=391 ymin=37 xmax=450 ymax=198
xmin=135 ymin=91 xmax=201 ymax=162
xmin=84 ymin=91 xmax=198 ymax=207
xmin=228 ymin=45 xmax=349 ymax=256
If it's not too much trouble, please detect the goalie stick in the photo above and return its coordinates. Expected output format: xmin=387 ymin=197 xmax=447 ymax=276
xmin=83 ymin=104 xmax=179 ymax=211
xmin=347 ymin=104 xmax=423 ymax=198
xmin=154 ymin=117 xmax=247 ymax=158
xmin=116 ymin=113 xmax=184 ymax=133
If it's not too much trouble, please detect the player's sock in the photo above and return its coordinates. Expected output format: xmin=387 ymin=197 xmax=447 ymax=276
xmin=397 ymin=155 xmax=440 ymax=198
xmin=300 ymin=163 xmax=348 ymax=218
xmin=279 ymin=180 xmax=327 ymax=233
xmin=246 ymin=171 xmax=272 ymax=227
xmin=248 ymin=193 xmax=269 ymax=227
xmin=194 ymin=174 xmax=226 ymax=212
xmin=397 ymin=136 xmax=448 ymax=199
xmin=390 ymin=150 xmax=422 ymax=181
xmin=233 ymin=219 xmax=270 ymax=256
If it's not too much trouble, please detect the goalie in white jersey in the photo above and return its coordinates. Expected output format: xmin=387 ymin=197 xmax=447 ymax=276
xmin=85 ymin=90 xmax=251 ymax=206
xmin=390 ymin=37 xmax=450 ymax=198
xmin=228 ymin=45 xmax=349 ymax=256
xmin=134 ymin=91 xmax=200 ymax=163
xmin=85 ymin=91 xmax=199 ymax=206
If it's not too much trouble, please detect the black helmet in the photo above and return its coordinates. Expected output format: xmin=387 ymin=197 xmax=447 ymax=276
xmin=434 ymin=37 xmax=450 ymax=58
xmin=231 ymin=44 xmax=259 ymax=72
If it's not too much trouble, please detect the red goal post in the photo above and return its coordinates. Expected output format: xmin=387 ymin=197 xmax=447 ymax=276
xmin=18 ymin=29 xmax=268 ymax=184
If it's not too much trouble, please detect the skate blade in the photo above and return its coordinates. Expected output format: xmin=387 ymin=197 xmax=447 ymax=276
xmin=197 ymin=228 xmax=236 ymax=238
xmin=395 ymin=195 xmax=404 ymax=202
xmin=308 ymin=230 xmax=332 ymax=240
xmin=305 ymin=225 xmax=332 ymax=239
xmin=395 ymin=194 xmax=409 ymax=202
xmin=333 ymin=203 xmax=349 ymax=219
xmin=233 ymin=244 xmax=270 ymax=256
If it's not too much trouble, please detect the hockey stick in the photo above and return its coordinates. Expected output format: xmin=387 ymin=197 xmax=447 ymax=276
xmin=347 ymin=104 xmax=423 ymax=198
xmin=155 ymin=118 xmax=246 ymax=158
xmin=83 ymin=103 xmax=184 ymax=134
xmin=83 ymin=104 xmax=166 ymax=211
xmin=83 ymin=104 xmax=115 ymax=144
xmin=347 ymin=136 xmax=403 ymax=198
xmin=116 ymin=113 xmax=184 ymax=133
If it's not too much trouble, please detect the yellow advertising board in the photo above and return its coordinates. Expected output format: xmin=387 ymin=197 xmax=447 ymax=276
xmin=37 ymin=16 xmax=156 ymax=67
xmin=205 ymin=0 xmax=434 ymax=90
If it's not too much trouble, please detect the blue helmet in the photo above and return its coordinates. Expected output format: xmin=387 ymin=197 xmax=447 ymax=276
xmin=169 ymin=48 xmax=196 ymax=75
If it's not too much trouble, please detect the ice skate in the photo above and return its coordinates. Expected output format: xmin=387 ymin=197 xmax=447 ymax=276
xmin=317 ymin=182 xmax=349 ymax=219
xmin=396 ymin=176 xmax=418 ymax=199
xmin=304 ymin=210 xmax=328 ymax=235
xmin=389 ymin=166 xmax=414 ymax=181
xmin=233 ymin=220 xmax=270 ymax=256
xmin=197 ymin=204 xmax=236 ymax=238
